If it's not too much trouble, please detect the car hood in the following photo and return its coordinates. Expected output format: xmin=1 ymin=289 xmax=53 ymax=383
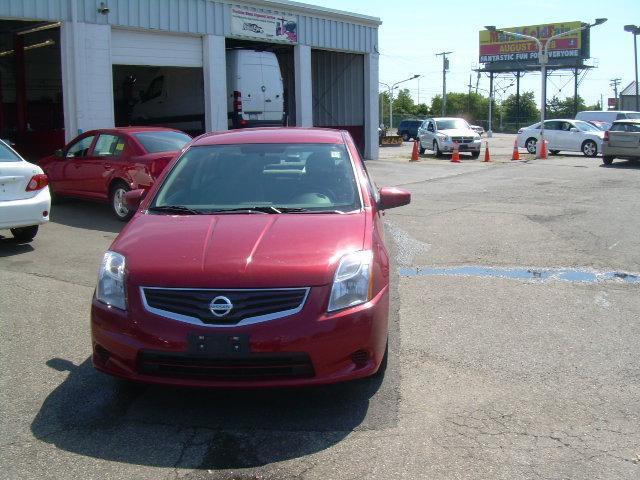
xmin=438 ymin=128 xmax=478 ymax=137
xmin=112 ymin=212 xmax=366 ymax=288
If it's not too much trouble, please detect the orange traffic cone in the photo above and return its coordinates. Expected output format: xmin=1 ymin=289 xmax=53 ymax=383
xmin=410 ymin=139 xmax=419 ymax=161
xmin=511 ymin=138 xmax=520 ymax=161
xmin=450 ymin=142 xmax=461 ymax=163
xmin=484 ymin=141 xmax=491 ymax=162
xmin=539 ymin=138 xmax=548 ymax=159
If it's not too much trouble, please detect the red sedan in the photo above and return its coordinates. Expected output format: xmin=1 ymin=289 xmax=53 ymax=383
xmin=39 ymin=127 xmax=191 ymax=220
xmin=91 ymin=128 xmax=410 ymax=387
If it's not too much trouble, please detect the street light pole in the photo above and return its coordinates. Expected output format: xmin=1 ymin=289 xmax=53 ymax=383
xmin=379 ymin=74 xmax=420 ymax=131
xmin=486 ymin=19 xmax=607 ymax=158
xmin=624 ymin=25 xmax=640 ymax=111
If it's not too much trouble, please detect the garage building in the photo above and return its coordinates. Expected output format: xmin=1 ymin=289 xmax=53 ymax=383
xmin=0 ymin=0 xmax=381 ymax=159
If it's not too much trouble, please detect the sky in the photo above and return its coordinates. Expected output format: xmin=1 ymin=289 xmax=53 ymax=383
xmin=316 ymin=0 xmax=639 ymax=109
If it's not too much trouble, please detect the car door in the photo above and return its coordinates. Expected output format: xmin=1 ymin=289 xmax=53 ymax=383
xmin=90 ymin=133 xmax=128 ymax=198
xmin=542 ymin=121 xmax=561 ymax=149
xmin=425 ymin=121 xmax=436 ymax=147
xmin=46 ymin=134 xmax=97 ymax=195
xmin=555 ymin=121 xmax=576 ymax=150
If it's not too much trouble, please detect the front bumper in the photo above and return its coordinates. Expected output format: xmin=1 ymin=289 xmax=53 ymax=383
xmin=91 ymin=284 xmax=389 ymax=387
xmin=0 ymin=188 xmax=50 ymax=230
xmin=440 ymin=140 xmax=481 ymax=153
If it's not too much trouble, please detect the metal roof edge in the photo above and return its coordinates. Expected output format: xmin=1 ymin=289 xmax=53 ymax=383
xmin=225 ymin=0 xmax=382 ymax=27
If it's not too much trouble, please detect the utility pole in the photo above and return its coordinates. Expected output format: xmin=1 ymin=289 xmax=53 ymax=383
xmin=436 ymin=51 xmax=452 ymax=116
xmin=467 ymin=73 xmax=472 ymax=113
xmin=610 ymin=78 xmax=621 ymax=108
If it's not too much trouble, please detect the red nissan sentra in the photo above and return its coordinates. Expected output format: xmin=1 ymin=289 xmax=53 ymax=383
xmin=91 ymin=128 xmax=410 ymax=387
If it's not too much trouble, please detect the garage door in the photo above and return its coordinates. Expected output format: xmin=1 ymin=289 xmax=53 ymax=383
xmin=111 ymin=29 xmax=202 ymax=67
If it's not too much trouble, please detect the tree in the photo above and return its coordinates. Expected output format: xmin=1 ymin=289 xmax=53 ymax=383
xmin=547 ymin=95 xmax=587 ymax=119
xmin=502 ymin=91 xmax=539 ymax=126
xmin=430 ymin=92 xmax=495 ymax=127
xmin=392 ymin=88 xmax=415 ymax=115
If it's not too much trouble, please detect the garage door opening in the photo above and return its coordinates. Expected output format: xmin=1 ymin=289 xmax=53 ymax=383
xmin=113 ymin=65 xmax=205 ymax=136
xmin=225 ymin=38 xmax=294 ymax=129
xmin=0 ymin=20 xmax=63 ymax=160
xmin=312 ymin=50 xmax=365 ymax=154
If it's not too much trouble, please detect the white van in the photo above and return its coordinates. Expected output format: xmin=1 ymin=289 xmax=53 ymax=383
xmin=130 ymin=50 xmax=285 ymax=133
xmin=226 ymin=49 xmax=285 ymax=128
xmin=575 ymin=110 xmax=640 ymax=123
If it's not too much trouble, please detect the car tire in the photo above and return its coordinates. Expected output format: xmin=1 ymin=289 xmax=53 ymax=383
xmin=602 ymin=156 xmax=614 ymax=165
xmin=582 ymin=140 xmax=598 ymax=157
xmin=110 ymin=181 xmax=133 ymax=222
xmin=418 ymin=141 xmax=426 ymax=155
xmin=433 ymin=140 xmax=442 ymax=158
xmin=550 ymin=150 xmax=560 ymax=155
xmin=525 ymin=137 xmax=537 ymax=154
xmin=470 ymin=151 xmax=480 ymax=159
xmin=402 ymin=133 xmax=409 ymax=142
xmin=10 ymin=225 xmax=38 ymax=242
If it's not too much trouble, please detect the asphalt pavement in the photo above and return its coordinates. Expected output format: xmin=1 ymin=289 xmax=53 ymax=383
xmin=1 ymin=135 xmax=639 ymax=479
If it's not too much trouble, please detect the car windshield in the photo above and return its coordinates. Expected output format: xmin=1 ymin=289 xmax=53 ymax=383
xmin=0 ymin=142 xmax=21 ymax=162
xmin=133 ymin=131 xmax=191 ymax=153
xmin=436 ymin=119 xmax=469 ymax=130
xmin=626 ymin=113 xmax=640 ymax=119
xmin=574 ymin=121 xmax=601 ymax=132
xmin=150 ymin=143 xmax=362 ymax=213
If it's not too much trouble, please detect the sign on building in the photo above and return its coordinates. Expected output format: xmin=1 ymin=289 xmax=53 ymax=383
xmin=230 ymin=7 xmax=298 ymax=44
xmin=479 ymin=22 xmax=589 ymax=65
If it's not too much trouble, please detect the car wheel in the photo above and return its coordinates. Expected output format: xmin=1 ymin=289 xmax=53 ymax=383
xmin=582 ymin=140 xmax=598 ymax=157
xmin=525 ymin=137 xmax=537 ymax=154
xmin=602 ymin=156 xmax=614 ymax=165
xmin=470 ymin=151 xmax=480 ymax=159
xmin=550 ymin=150 xmax=560 ymax=155
xmin=110 ymin=182 xmax=133 ymax=221
xmin=10 ymin=225 xmax=39 ymax=242
xmin=418 ymin=141 xmax=426 ymax=155
xmin=433 ymin=140 xmax=442 ymax=157
xmin=402 ymin=133 xmax=409 ymax=142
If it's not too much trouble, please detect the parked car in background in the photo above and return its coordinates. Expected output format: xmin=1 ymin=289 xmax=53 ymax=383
xmin=417 ymin=117 xmax=482 ymax=158
xmin=397 ymin=119 xmax=424 ymax=141
xmin=91 ymin=128 xmax=411 ymax=387
xmin=470 ymin=124 xmax=485 ymax=136
xmin=38 ymin=127 xmax=191 ymax=221
xmin=0 ymin=139 xmax=50 ymax=242
xmin=602 ymin=119 xmax=640 ymax=165
xmin=588 ymin=120 xmax=612 ymax=131
xmin=517 ymin=119 xmax=604 ymax=157
xmin=575 ymin=110 xmax=640 ymax=123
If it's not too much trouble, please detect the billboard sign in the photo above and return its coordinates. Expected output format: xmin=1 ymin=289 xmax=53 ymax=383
xmin=479 ymin=22 xmax=586 ymax=65
xmin=230 ymin=7 xmax=298 ymax=44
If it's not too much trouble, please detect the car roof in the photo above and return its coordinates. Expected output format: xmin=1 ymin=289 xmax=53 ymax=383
xmin=192 ymin=127 xmax=346 ymax=146
xmin=432 ymin=117 xmax=466 ymax=121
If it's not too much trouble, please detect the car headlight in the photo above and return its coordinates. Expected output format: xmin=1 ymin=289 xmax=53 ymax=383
xmin=328 ymin=251 xmax=373 ymax=312
xmin=474 ymin=135 xmax=480 ymax=140
xmin=96 ymin=251 xmax=127 ymax=310
xmin=438 ymin=134 xmax=450 ymax=142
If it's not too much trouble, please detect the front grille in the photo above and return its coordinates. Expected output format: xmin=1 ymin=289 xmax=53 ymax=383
xmin=451 ymin=136 xmax=474 ymax=144
xmin=138 ymin=351 xmax=315 ymax=380
xmin=142 ymin=287 xmax=308 ymax=326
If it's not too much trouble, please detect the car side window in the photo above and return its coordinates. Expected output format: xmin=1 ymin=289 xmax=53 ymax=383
xmin=65 ymin=135 xmax=96 ymax=158
xmin=545 ymin=121 xmax=561 ymax=131
xmin=360 ymin=159 xmax=379 ymax=204
xmin=427 ymin=122 xmax=434 ymax=132
xmin=610 ymin=123 xmax=625 ymax=132
xmin=627 ymin=124 xmax=640 ymax=133
xmin=94 ymin=134 xmax=126 ymax=157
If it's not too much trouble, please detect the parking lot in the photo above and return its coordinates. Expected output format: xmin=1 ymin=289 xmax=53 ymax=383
xmin=2 ymin=135 xmax=640 ymax=479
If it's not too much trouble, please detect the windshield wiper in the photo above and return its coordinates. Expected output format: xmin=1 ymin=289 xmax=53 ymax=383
xmin=208 ymin=206 xmax=283 ymax=214
xmin=148 ymin=205 xmax=202 ymax=215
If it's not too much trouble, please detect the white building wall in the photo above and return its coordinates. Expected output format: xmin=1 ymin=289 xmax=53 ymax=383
xmin=61 ymin=22 xmax=114 ymax=141
xmin=294 ymin=45 xmax=313 ymax=127
xmin=203 ymin=35 xmax=228 ymax=132
xmin=364 ymin=53 xmax=379 ymax=160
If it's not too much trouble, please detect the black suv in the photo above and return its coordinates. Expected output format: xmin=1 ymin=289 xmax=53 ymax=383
xmin=397 ymin=120 xmax=424 ymax=141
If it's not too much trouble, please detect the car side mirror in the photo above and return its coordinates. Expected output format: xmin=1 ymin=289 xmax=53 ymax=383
xmin=54 ymin=149 xmax=63 ymax=158
xmin=570 ymin=127 xmax=579 ymax=133
xmin=378 ymin=187 xmax=411 ymax=210
xmin=124 ymin=189 xmax=146 ymax=209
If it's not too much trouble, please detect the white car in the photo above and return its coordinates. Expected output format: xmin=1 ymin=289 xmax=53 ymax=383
xmin=517 ymin=119 xmax=604 ymax=157
xmin=417 ymin=117 xmax=482 ymax=158
xmin=0 ymin=140 xmax=51 ymax=242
